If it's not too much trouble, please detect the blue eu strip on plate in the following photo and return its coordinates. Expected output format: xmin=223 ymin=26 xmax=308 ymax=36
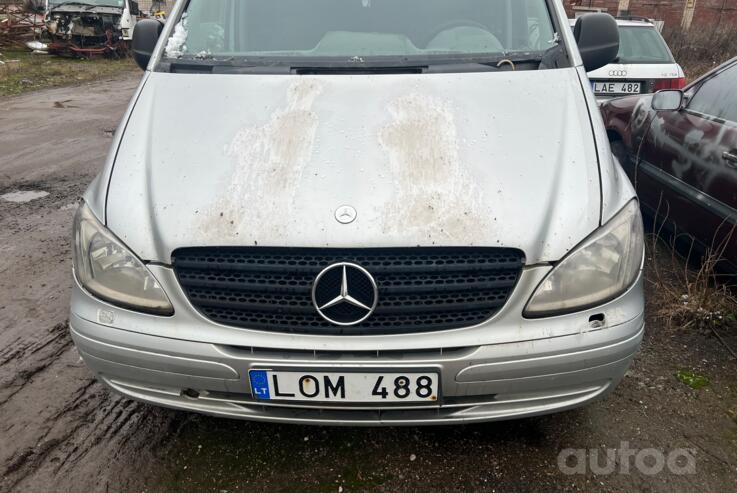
xmin=249 ymin=370 xmax=270 ymax=399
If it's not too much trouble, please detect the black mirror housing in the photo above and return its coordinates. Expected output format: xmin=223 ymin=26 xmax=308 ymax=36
xmin=652 ymin=90 xmax=684 ymax=111
xmin=129 ymin=0 xmax=140 ymax=16
xmin=574 ymin=13 xmax=620 ymax=72
xmin=132 ymin=19 xmax=164 ymax=71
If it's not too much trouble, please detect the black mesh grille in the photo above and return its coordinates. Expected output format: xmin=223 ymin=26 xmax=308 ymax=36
xmin=172 ymin=247 xmax=525 ymax=335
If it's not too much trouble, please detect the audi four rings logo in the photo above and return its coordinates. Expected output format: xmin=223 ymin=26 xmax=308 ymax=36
xmin=311 ymin=263 xmax=378 ymax=326
xmin=608 ymin=70 xmax=627 ymax=77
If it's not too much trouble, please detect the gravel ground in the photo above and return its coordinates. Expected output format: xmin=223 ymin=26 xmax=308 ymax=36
xmin=1 ymin=74 xmax=737 ymax=493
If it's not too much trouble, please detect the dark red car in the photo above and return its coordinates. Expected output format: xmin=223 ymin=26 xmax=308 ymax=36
xmin=601 ymin=57 xmax=737 ymax=270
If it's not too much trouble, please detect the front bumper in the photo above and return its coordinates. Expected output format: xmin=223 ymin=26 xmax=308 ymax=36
xmin=70 ymin=277 xmax=644 ymax=425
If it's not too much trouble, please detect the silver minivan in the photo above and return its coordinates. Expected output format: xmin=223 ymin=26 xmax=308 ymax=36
xmin=70 ymin=0 xmax=645 ymax=425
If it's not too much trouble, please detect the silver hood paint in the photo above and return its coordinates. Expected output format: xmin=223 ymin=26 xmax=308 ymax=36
xmin=106 ymin=68 xmax=602 ymax=264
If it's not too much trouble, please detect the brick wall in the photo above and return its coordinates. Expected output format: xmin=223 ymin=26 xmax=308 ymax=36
xmin=563 ymin=0 xmax=737 ymax=32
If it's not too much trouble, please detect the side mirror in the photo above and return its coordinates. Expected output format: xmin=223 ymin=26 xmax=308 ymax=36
xmin=574 ymin=13 xmax=620 ymax=72
xmin=132 ymin=19 xmax=164 ymax=70
xmin=128 ymin=1 xmax=140 ymax=16
xmin=652 ymin=90 xmax=684 ymax=111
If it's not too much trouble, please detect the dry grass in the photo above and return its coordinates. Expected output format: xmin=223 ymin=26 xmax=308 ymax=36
xmin=646 ymin=199 xmax=737 ymax=339
xmin=0 ymin=49 xmax=136 ymax=97
xmin=634 ymin=28 xmax=737 ymax=335
xmin=663 ymin=27 xmax=737 ymax=81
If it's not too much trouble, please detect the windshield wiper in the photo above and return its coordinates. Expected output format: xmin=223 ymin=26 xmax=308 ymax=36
xmin=166 ymin=56 xmax=425 ymax=75
xmin=417 ymin=54 xmax=542 ymax=73
xmin=164 ymin=59 xmax=292 ymax=74
xmin=291 ymin=65 xmax=426 ymax=75
xmin=162 ymin=50 xmax=556 ymax=75
xmin=450 ymin=44 xmax=568 ymax=71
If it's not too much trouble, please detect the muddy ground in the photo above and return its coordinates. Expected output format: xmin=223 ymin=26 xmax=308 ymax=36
xmin=1 ymin=75 xmax=737 ymax=493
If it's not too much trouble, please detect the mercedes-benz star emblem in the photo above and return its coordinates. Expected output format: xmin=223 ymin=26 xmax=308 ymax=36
xmin=311 ymin=262 xmax=378 ymax=326
xmin=335 ymin=205 xmax=357 ymax=224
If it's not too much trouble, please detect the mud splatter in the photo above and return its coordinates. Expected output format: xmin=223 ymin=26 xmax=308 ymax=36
xmin=379 ymin=93 xmax=489 ymax=242
xmin=208 ymin=79 xmax=323 ymax=238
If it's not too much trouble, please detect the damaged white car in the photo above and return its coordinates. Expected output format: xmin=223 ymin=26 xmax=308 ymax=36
xmin=70 ymin=0 xmax=645 ymax=425
xmin=41 ymin=0 xmax=139 ymax=57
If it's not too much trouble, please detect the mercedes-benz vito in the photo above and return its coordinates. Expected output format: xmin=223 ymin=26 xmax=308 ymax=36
xmin=70 ymin=0 xmax=645 ymax=425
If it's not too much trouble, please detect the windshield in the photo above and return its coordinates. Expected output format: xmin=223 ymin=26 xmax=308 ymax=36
xmin=48 ymin=0 xmax=125 ymax=6
xmin=617 ymin=26 xmax=673 ymax=64
xmin=163 ymin=0 xmax=559 ymax=67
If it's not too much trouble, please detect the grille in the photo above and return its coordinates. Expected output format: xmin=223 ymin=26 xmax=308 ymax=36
xmin=172 ymin=247 xmax=525 ymax=335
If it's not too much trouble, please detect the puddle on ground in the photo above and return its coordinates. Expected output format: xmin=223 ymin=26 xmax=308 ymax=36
xmin=1 ymin=190 xmax=50 ymax=203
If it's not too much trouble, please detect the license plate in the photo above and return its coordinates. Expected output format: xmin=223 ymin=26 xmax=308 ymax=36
xmin=249 ymin=370 xmax=439 ymax=403
xmin=592 ymin=81 xmax=641 ymax=95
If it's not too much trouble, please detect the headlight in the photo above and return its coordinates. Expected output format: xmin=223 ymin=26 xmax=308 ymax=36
xmin=72 ymin=203 xmax=174 ymax=315
xmin=524 ymin=200 xmax=643 ymax=318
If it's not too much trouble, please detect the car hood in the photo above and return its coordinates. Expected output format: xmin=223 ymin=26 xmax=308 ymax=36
xmin=106 ymin=68 xmax=601 ymax=264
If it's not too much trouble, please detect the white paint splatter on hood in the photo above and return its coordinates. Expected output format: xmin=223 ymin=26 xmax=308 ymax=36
xmin=379 ymin=93 xmax=488 ymax=242
xmin=207 ymin=79 xmax=323 ymax=238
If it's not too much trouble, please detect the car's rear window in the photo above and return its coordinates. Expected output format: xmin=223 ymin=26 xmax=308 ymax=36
xmin=164 ymin=0 xmax=560 ymax=67
xmin=617 ymin=26 xmax=673 ymax=64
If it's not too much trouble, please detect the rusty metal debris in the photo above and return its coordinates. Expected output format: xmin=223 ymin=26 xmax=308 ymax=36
xmin=1 ymin=1 xmax=146 ymax=58
xmin=41 ymin=1 xmax=138 ymax=58
xmin=0 ymin=1 xmax=44 ymax=50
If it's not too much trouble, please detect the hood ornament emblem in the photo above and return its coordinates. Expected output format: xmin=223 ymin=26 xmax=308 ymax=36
xmin=335 ymin=205 xmax=357 ymax=224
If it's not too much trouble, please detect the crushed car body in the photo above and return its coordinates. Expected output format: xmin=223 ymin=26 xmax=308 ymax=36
xmin=41 ymin=0 xmax=139 ymax=57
